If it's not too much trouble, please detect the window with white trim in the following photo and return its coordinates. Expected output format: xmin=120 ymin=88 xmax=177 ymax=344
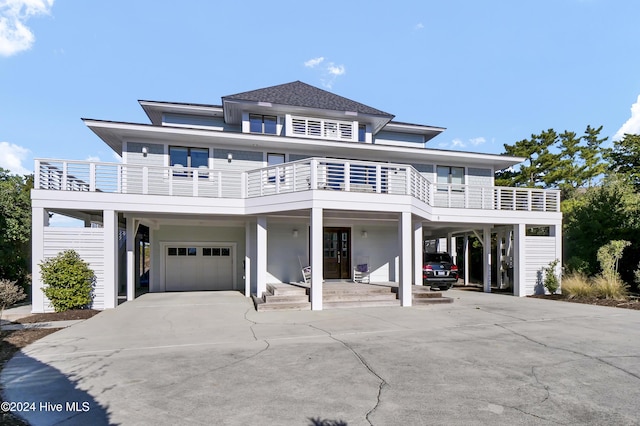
xmin=250 ymin=114 xmax=277 ymax=134
xmin=436 ymin=166 xmax=464 ymax=190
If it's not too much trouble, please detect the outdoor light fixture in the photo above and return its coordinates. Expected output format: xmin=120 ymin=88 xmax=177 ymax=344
xmin=292 ymin=229 xmax=299 ymax=238
xmin=142 ymin=146 xmax=149 ymax=156
xmin=361 ymin=231 xmax=368 ymax=239
xmin=227 ymin=153 xmax=233 ymax=162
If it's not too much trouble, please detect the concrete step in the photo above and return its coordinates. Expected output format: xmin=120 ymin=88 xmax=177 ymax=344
xmin=263 ymin=294 xmax=310 ymax=303
xmin=323 ymin=293 xmax=398 ymax=303
xmin=412 ymin=291 xmax=446 ymax=299
xmin=267 ymin=283 xmax=307 ymax=296
xmin=323 ymin=286 xmax=394 ymax=295
xmin=256 ymin=301 xmax=311 ymax=311
xmin=323 ymin=299 xmax=401 ymax=309
xmin=412 ymin=297 xmax=454 ymax=305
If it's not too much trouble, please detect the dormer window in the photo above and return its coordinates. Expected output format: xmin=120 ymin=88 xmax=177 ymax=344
xmin=250 ymin=114 xmax=277 ymax=134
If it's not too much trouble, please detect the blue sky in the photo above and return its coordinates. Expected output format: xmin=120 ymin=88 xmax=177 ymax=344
xmin=1 ymin=0 xmax=640 ymax=175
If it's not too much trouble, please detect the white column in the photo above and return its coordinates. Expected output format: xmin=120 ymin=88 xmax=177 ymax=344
xmin=126 ymin=217 xmax=136 ymax=301
xmin=483 ymin=226 xmax=492 ymax=293
xmin=399 ymin=211 xmax=412 ymax=306
xmin=554 ymin=223 xmax=563 ymax=290
xmin=463 ymin=234 xmax=470 ymax=286
xmin=413 ymin=221 xmax=423 ymax=286
xmin=310 ymin=207 xmax=323 ymax=310
xmin=103 ymin=210 xmax=118 ymax=309
xmin=256 ymin=216 xmax=267 ymax=298
xmin=448 ymin=233 xmax=456 ymax=264
xmin=245 ymin=221 xmax=252 ymax=297
xmin=496 ymin=229 xmax=504 ymax=290
xmin=31 ymin=207 xmax=46 ymax=313
xmin=513 ymin=223 xmax=526 ymax=296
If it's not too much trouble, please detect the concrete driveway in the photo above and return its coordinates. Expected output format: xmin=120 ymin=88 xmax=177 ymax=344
xmin=3 ymin=290 xmax=640 ymax=425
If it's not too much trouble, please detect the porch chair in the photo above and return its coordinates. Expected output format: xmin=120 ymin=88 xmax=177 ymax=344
xmin=353 ymin=257 xmax=370 ymax=284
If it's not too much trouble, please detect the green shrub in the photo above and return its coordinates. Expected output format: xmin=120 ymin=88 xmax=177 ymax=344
xmin=561 ymin=272 xmax=594 ymax=299
xmin=40 ymin=250 xmax=95 ymax=312
xmin=0 ymin=278 xmax=26 ymax=329
xmin=543 ymin=259 xmax=560 ymax=294
xmin=597 ymin=240 xmax=630 ymax=283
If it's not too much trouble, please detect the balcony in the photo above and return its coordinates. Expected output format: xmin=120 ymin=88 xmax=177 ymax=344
xmin=34 ymin=158 xmax=561 ymax=212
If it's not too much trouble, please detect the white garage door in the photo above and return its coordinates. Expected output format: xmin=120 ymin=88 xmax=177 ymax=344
xmin=165 ymin=245 xmax=234 ymax=291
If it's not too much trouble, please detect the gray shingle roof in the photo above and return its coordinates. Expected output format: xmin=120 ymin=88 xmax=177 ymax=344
xmin=222 ymin=81 xmax=394 ymax=118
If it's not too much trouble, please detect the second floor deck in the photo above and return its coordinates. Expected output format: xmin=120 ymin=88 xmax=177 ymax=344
xmin=34 ymin=158 xmax=561 ymax=213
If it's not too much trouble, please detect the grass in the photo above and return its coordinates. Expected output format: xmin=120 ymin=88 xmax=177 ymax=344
xmin=561 ymin=272 xmax=629 ymax=301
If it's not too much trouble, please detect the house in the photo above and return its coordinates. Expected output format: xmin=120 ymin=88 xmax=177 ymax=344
xmin=30 ymin=81 xmax=562 ymax=312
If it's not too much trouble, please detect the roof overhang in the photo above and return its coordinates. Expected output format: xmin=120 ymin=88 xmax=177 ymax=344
xmin=82 ymin=119 xmax=524 ymax=170
xmin=139 ymin=100 xmax=224 ymax=126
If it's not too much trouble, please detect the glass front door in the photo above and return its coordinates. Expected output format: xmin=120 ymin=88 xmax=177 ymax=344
xmin=323 ymin=227 xmax=351 ymax=279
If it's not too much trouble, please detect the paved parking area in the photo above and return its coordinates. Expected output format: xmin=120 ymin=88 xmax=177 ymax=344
xmin=3 ymin=290 xmax=640 ymax=425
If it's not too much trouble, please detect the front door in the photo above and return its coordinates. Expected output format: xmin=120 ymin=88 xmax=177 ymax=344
xmin=323 ymin=227 xmax=351 ymax=279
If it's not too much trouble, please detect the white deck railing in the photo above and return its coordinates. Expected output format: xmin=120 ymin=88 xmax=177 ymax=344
xmin=35 ymin=158 xmax=560 ymax=212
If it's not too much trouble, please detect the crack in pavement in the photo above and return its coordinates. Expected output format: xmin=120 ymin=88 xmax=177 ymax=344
xmin=243 ymin=308 xmax=259 ymax=341
xmin=495 ymin=323 xmax=640 ymax=381
xmin=308 ymin=324 xmax=386 ymax=426
xmin=471 ymin=396 xmax=567 ymax=425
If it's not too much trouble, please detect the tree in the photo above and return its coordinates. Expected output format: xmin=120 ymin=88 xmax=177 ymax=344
xmin=563 ymin=175 xmax=640 ymax=291
xmin=580 ymin=125 xmax=608 ymax=188
xmin=0 ymin=168 xmax=33 ymax=286
xmin=604 ymin=133 xmax=640 ymax=191
xmin=495 ymin=129 xmax=560 ymax=187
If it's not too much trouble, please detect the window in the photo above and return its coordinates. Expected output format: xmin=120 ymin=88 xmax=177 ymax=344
xmin=250 ymin=114 xmax=277 ymax=134
xmin=202 ymin=247 xmax=231 ymax=256
xmin=358 ymin=124 xmax=366 ymax=142
xmin=267 ymin=153 xmax=285 ymax=183
xmin=170 ymin=147 xmax=208 ymax=177
xmin=436 ymin=166 xmax=464 ymax=190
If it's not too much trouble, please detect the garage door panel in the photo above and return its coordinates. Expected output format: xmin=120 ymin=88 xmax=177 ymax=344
xmin=165 ymin=245 xmax=234 ymax=291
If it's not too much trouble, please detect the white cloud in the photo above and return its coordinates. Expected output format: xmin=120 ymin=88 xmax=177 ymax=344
xmin=304 ymin=56 xmax=346 ymax=89
xmin=613 ymin=94 xmax=640 ymax=140
xmin=304 ymin=57 xmax=324 ymax=68
xmin=0 ymin=141 xmax=30 ymax=174
xmin=469 ymin=137 xmax=486 ymax=146
xmin=451 ymin=138 xmax=466 ymax=148
xmin=0 ymin=0 xmax=53 ymax=57
xmin=327 ymin=63 xmax=345 ymax=76
xmin=86 ymin=155 xmax=101 ymax=162
xmin=414 ymin=23 xmax=424 ymax=30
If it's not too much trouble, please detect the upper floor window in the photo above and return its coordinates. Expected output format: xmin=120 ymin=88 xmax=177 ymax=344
xmin=170 ymin=147 xmax=208 ymax=168
xmin=267 ymin=153 xmax=285 ymax=183
xmin=250 ymin=114 xmax=277 ymax=134
xmin=358 ymin=124 xmax=366 ymax=142
xmin=437 ymin=166 xmax=464 ymax=189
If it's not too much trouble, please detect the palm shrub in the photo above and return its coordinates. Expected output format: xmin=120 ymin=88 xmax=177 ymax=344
xmin=543 ymin=259 xmax=560 ymax=294
xmin=40 ymin=250 xmax=95 ymax=312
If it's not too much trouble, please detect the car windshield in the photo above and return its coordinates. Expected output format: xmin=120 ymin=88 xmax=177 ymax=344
xmin=424 ymin=253 xmax=451 ymax=263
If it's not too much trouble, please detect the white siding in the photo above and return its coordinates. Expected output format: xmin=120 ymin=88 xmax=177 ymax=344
xmin=42 ymin=228 xmax=106 ymax=311
xmin=213 ymin=149 xmax=262 ymax=172
xmin=374 ymin=131 xmax=425 ymax=147
xmin=126 ymin=142 xmax=164 ymax=166
xmin=467 ymin=167 xmax=493 ymax=187
xmin=525 ymin=235 xmax=559 ymax=295
xmin=265 ymin=222 xmax=310 ymax=284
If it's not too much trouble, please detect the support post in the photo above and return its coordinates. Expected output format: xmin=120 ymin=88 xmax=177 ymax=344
xmin=463 ymin=234 xmax=470 ymax=286
xmin=483 ymin=226 xmax=492 ymax=293
xmin=103 ymin=210 xmax=118 ymax=309
xmin=413 ymin=221 xmax=423 ymax=286
xmin=245 ymin=221 xmax=252 ymax=297
xmin=513 ymin=223 xmax=526 ymax=296
xmin=31 ymin=207 xmax=47 ymax=313
xmin=310 ymin=207 xmax=323 ymax=310
xmin=256 ymin=216 xmax=267 ymax=298
xmin=399 ymin=211 xmax=412 ymax=306
xmin=126 ymin=217 xmax=138 ymax=302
